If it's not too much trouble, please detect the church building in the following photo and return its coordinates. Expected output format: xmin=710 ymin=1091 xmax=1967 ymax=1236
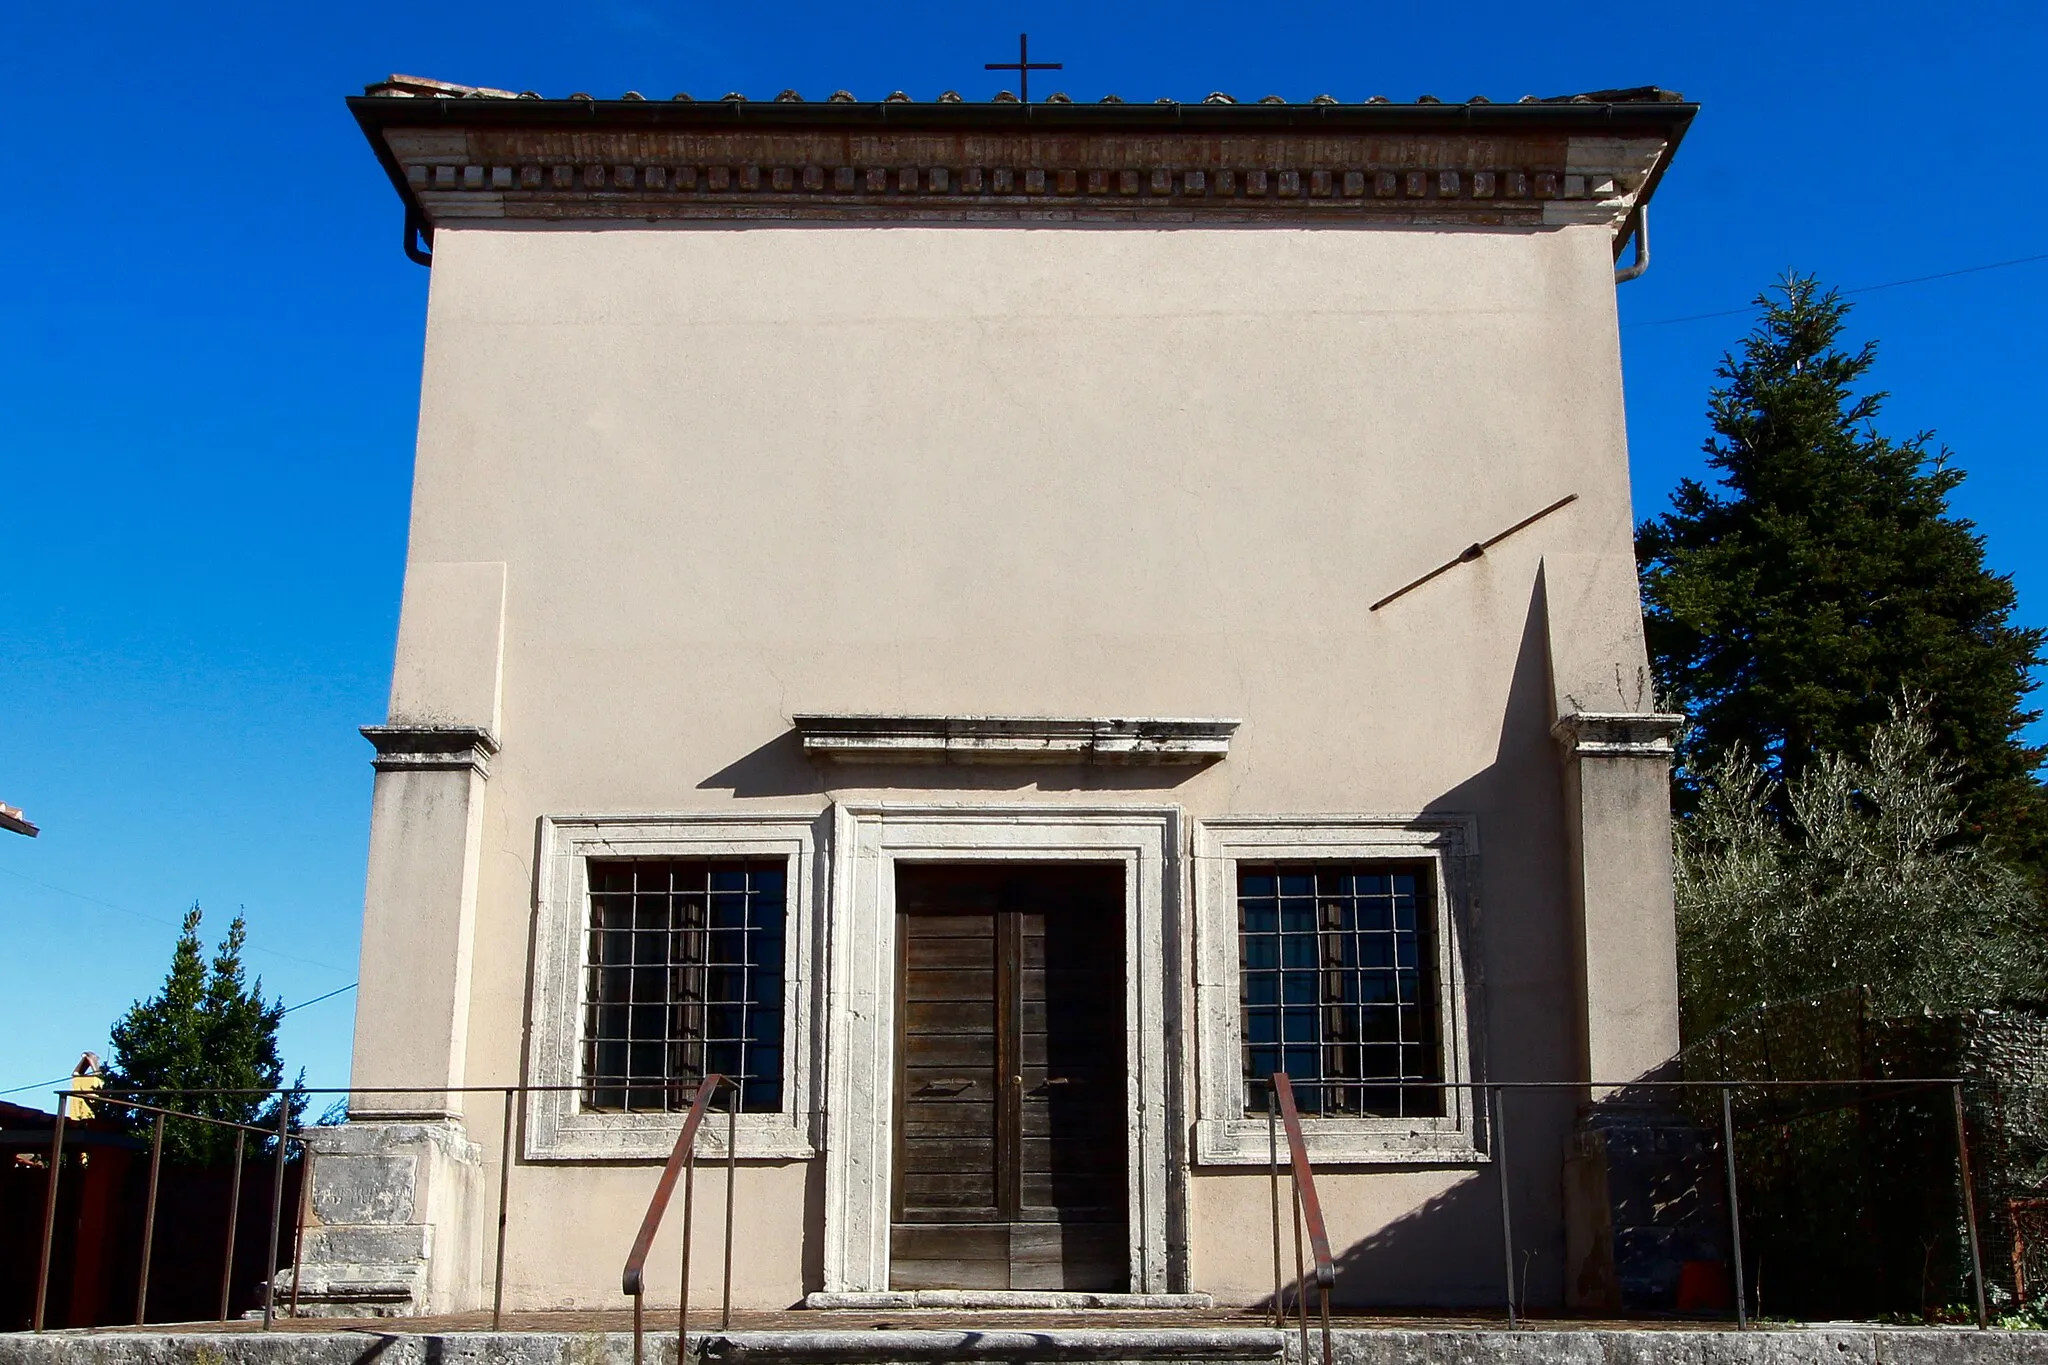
xmin=297 ymin=73 xmax=1696 ymax=1316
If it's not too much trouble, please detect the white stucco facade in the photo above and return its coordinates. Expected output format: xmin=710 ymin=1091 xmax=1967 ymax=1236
xmin=295 ymin=80 xmax=1695 ymax=1318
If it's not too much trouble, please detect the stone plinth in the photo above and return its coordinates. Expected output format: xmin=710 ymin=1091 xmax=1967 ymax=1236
xmin=281 ymin=1118 xmax=485 ymax=1317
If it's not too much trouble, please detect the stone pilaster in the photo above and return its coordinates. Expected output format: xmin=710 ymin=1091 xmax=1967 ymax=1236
xmin=294 ymin=561 xmax=507 ymax=1316
xmin=1550 ymin=710 xmax=1703 ymax=1313
xmin=290 ymin=726 xmax=497 ymax=1315
xmin=1551 ymin=711 xmax=1685 ymax=1086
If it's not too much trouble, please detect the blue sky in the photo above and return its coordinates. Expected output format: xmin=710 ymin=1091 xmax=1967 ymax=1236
xmin=3 ymin=0 xmax=2043 ymax=1101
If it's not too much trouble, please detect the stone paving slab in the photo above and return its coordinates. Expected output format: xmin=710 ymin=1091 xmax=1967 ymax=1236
xmin=802 ymin=1295 xmax=1217 ymax=1312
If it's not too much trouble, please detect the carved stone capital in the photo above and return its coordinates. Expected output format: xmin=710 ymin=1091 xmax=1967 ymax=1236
xmin=361 ymin=725 xmax=500 ymax=777
xmin=1551 ymin=711 xmax=1685 ymax=761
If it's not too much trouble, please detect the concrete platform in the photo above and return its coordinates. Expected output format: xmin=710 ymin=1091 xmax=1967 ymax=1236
xmin=4 ymin=1319 xmax=2044 ymax=1365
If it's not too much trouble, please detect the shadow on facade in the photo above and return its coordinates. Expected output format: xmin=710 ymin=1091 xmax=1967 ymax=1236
xmin=698 ymin=729 xmax=1213 ymax=796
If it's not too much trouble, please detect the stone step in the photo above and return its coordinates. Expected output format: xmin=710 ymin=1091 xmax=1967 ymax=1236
xmin=802 ymin=1293 xmax=1217 ymax=1311
xmin=4 ymin=1327 xmax=2042 ymax=1365
xmin=0 ymin=1331 xmax=1280 ymax=1365
xmin=708 ymin=1330 xmax=1279 ymax=1363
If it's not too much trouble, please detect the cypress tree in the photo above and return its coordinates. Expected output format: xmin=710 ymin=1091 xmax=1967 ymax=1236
xmin=106 ymin=905 xmax=304 ymax=1163
xmin=1638 ymin=275 xmax=2048 ymax=873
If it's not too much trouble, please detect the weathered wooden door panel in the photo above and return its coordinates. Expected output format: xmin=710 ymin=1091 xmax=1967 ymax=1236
xmin=891 ymin=863 xmax=1127 ymax=1290
xmin=896 ymin=905 xmax=1000 ymax=1225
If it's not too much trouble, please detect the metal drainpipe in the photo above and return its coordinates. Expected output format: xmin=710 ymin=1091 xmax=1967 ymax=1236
xmin=404 ymin=206 xmax=433 ymax=268
xmin=1614 ymin=205 xmax=1649 ymax=284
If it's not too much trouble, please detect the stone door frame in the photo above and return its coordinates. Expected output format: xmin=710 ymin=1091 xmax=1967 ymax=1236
xmin=820 ymin=802 xmax=1184 ymax=1294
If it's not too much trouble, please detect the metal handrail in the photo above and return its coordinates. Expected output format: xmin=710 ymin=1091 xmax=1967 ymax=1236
xmin=1267 ymin=1074 xmax=1333 ymax=1365
xmin=34 ymin=1090 xmax=306 ymax=1333
xmin=31 ymin=1074 xmax=1995 ymax=1333
xmin=622 ymin=1074 xmax=738 ymax=1365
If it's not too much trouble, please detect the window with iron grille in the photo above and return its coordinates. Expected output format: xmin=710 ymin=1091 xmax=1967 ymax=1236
xmin=581 ymin=858 xmax=785 ymax=1114
xmin=1239 ymin=862 xmax=1442 ymax=1118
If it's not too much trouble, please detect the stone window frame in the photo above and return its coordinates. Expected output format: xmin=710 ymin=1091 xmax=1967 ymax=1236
xmin=525 ymin=812 xmax=823 ymax=1161
xmin=1192 ymin=814 xmax=1485 ymax=1165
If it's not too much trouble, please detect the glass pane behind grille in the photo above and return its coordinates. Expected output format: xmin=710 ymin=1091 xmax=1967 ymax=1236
xmin=581 ymin=858 xmax=786 ymax=1113
xmin=1239 ymin=863 xmax=1442 ymax=1118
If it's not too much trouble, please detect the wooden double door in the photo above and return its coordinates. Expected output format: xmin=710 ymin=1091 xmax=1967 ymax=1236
xmin=891 ymin=863 xmax=1129 ymax=1290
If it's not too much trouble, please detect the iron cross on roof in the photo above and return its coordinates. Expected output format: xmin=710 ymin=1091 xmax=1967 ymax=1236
xmin=985 ymin=33 xmax=1062 ymax=104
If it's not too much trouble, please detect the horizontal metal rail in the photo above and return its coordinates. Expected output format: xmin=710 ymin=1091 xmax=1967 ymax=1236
xmin=35 ymin=1073 xmax=1989 ymax=1334
xmin=34 ymin=1091 xmax=307 ymax=1334
xmin=72 ymin=1092 xmax=298 ymax=1137
xmin=61 ymin=1076 xmax=1974 ymax=1096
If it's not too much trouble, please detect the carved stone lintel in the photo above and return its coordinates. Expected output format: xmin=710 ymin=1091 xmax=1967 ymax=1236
xmin=1551 ymin=711 xmax=1684 ymax=761
xmin=361 ymin=724 xmax=500 ymax=777
xmin=793 ymin=714 xmax=1238 ymax=765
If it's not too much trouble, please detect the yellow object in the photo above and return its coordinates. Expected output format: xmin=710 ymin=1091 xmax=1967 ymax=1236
xmin=64 ymin=1053 xmax=103 ymax=1120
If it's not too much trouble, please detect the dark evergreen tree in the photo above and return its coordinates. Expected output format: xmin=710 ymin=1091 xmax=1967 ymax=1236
xmin=1638 ymin=275 xmax=2048 ymax=873
xmin=105 ymin=905 xmax=305 ymax=1163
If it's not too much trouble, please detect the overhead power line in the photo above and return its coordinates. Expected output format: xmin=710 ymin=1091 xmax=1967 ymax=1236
xmin=0 ymin=862 xmax=352 ymax=974
xmin=281 ymin=982 xmax=358 ymax=1015
xmin=1628 ymin=252 xmax=2048 ymax=329
xmin=0 ymin=983 xmax=357 ymax=1098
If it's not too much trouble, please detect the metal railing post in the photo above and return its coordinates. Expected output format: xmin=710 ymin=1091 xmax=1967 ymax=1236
xmin=289 ymin=1139 xmax=313 ymax=1318
xmin=1720 ymin=1087 xmax=1747 ymax=1329
xmin=1953 ymin=1083 xmax=1988 ymax=1330
xmin=136 ymin=1111 xmax=166 ymax=1325
xmin=679 ymin=1137 xmax=697 ymax=1365
xmin=1290 ymin=1159 xmax=1310 ymax=1365
xmin=721 ymin=1083 xmax=737 ymax=1331
xmin=1492 ymin=1086 xmax=1516 ymax=1328
xmin=1268 ymin=1092 xmax=1284 ymax=1327
xmin=221 ymin=1128 xmax=246 ymax=1321
xmin=495 ymin=1087 xmax=514 ymax=1329
xmin=262 ymin=1096 xmax=289 ymax=1329
xmin=33 ymin=1108 xmax=67 ymax=1332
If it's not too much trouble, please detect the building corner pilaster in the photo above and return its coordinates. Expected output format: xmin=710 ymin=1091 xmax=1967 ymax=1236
xmin=1551 ymin=709 xmax=1698 ymax=1313
xmin=296 ymin=724 xmax=500 ymax=1314
xmin=1550 ymin=710 xmax=1685 ymax=1084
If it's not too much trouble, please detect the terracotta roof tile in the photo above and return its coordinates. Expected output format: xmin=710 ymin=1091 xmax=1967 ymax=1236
xmin=362 ymin=74 xmax=1685 ymax=108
